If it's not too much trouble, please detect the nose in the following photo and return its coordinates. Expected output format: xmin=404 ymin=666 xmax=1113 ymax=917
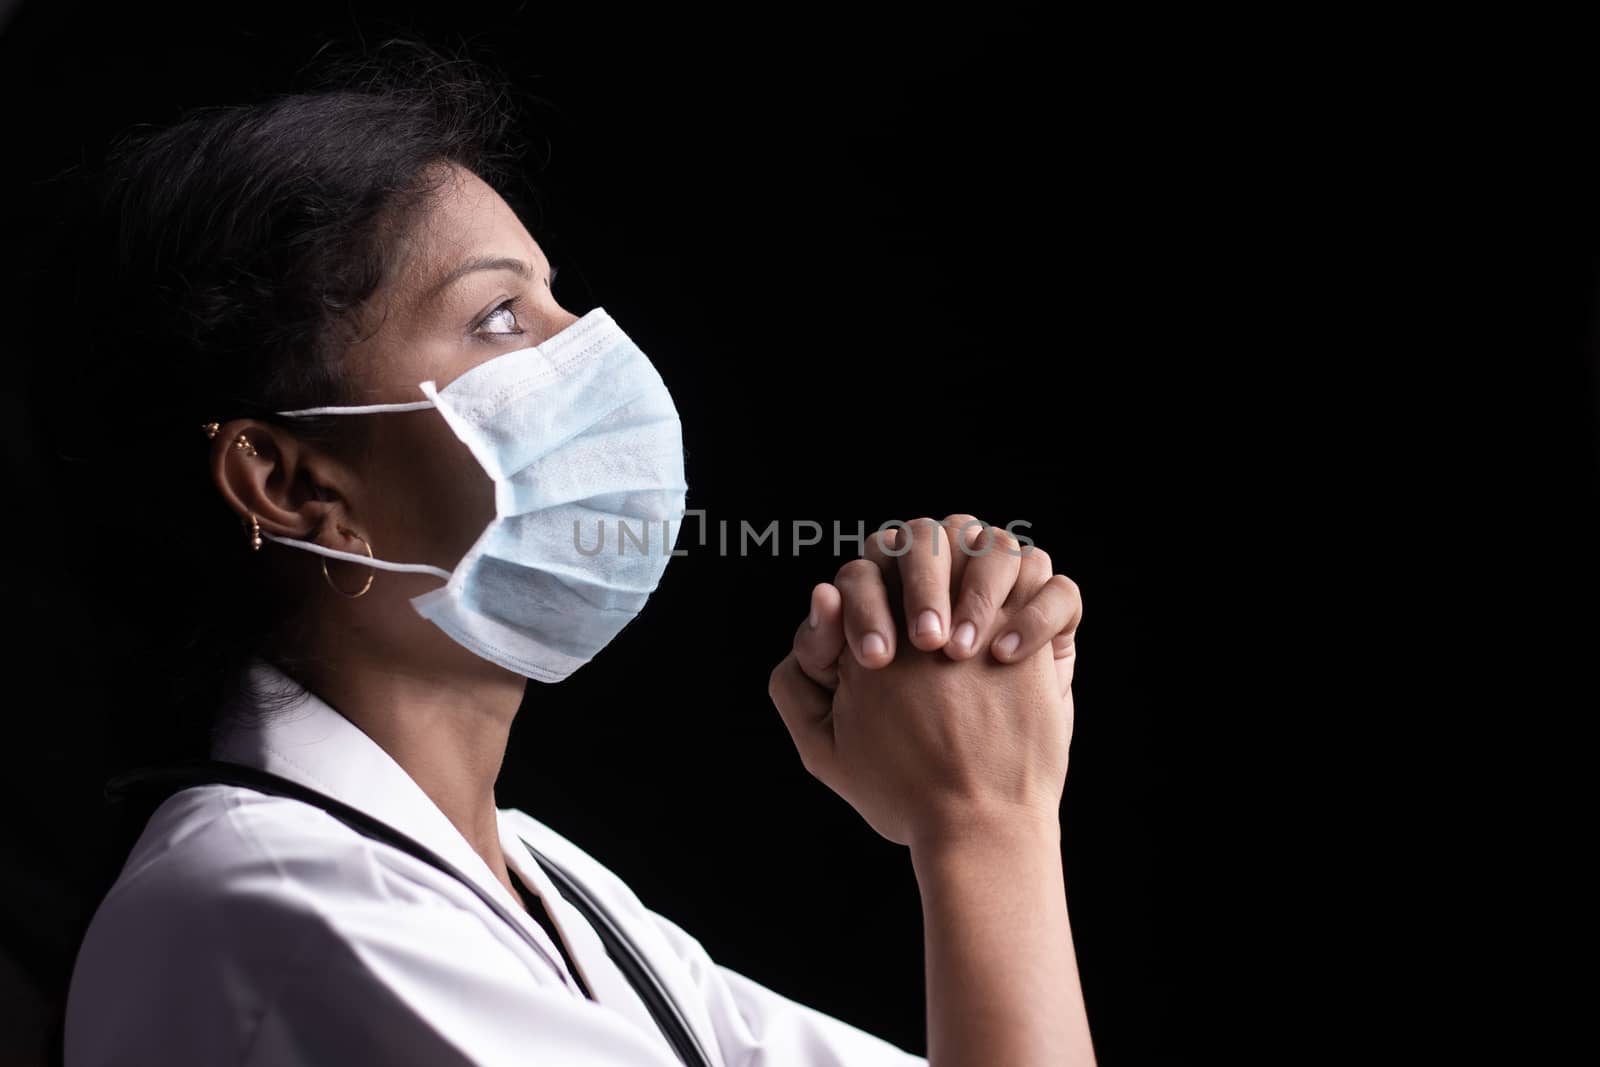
xmin=546 ymin=307 xmax=582 ymax=343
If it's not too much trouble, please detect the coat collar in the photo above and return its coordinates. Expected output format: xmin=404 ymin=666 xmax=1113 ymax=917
xmin=206 ymin=656 xmax=677 ymax=1054
xmin=209 ymin=656 xmax=526 ymax=918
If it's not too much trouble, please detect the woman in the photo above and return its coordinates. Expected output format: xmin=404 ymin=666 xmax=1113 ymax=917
xmin=49 ymin=42 xmax=1092 ymax=1066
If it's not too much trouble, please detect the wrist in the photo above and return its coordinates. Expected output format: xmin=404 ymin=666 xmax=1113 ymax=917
xmin=908 ymin=802 xmax=1061 ymax=877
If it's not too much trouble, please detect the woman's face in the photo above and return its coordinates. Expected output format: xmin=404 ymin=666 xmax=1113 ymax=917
xmin=307 ymin=163 xmax=580 ymax=678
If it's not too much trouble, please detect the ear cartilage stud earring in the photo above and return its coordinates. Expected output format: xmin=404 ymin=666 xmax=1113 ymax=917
xmin=232 ymin=433 xmax=259 ymax=457
xmin=200 ymin=421 xmax=220 ymax=439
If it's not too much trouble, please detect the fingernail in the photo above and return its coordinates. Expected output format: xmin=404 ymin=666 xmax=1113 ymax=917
xmin=863 ymin=632 xmax=888 ymax=658
xmin=916 ymin=610 xmax=943 ymax=639
xmin=809 ymin=605 xmax=820 ymax=628
xmin=996 ymin=631 xmax=1021 ymax=658
xmin=952 ymin=621 xmax=976 ymax=653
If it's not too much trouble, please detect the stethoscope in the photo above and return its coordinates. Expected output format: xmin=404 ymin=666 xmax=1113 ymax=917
xmin=104 ymin=758 xmax=715 ymax=1067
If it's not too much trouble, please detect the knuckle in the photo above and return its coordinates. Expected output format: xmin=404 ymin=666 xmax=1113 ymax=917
xmin=892 ymin=519 xmax=928 ymax=555
xmin=1016 ymin=550 xmax=1051 ymax=583
xmin=941 ymin=513 xmax=979 ymax=537
xmin=1018 ymin=600 xmax=1053 ymax=635
xmin=1062 ymin=575 xmax=1084 ymax=622
xmin=958 ymin=583 xmax=1000 ymax=617
xmin=914 ymin=517 xmax=946 ymax=548
xmin=904 ymin=554 xmax=948 ymax=589
xmin=968 ymin=524 xmax=1012 ymax=556
xmin=835 ymin=557 xmax=878 ymax=584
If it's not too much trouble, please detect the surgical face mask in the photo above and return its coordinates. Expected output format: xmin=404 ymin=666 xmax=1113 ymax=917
xmin=260 ymin=306 xmax=689 ymax=683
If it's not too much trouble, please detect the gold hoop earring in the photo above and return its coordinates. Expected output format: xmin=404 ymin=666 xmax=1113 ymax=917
xmin=243 ymin=513 xmax=261 ymax=552
xmin=322 ymin=526 xmax=375 ymax=599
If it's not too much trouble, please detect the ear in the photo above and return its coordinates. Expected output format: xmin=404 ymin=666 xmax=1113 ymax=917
xmin=206 ymin=419 xmax=351 ymax=548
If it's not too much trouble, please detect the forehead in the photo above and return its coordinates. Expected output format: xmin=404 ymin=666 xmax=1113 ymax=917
xmin=339 ymin=166 xmax=549 ymax=395
xmin=392 ymin=166 xmax=548 ymax=296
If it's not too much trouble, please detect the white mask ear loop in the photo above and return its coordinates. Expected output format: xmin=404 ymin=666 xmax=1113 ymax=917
xmin=274 ymin=400 xmax=437 ymax=416
xmin=258 ymin=532 xmax=453 ymax=582
xmin=259 ymin=397 xmax=453 ymax=582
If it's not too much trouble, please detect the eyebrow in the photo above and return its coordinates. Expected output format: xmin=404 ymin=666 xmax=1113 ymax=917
xmin=422 ymin=255 xmax=547 ymax=304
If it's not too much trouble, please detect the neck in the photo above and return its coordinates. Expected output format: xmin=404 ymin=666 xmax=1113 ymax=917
xmin=287 ymin=645 xmax=527 ymax=876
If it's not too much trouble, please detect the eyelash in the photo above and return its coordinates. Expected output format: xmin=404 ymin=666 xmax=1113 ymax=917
xmin=473 ymin=267 xmax=560 ymax=339
xmin=475 ymin=294 xmax=527 ymax=338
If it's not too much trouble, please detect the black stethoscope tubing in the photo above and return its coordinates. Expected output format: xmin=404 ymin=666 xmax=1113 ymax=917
xmin=104 ymin=757 xmax=715 ymax=1067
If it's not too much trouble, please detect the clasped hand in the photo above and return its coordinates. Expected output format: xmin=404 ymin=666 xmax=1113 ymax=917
xmin=768 ymin=515 xmax=1084 ymax=850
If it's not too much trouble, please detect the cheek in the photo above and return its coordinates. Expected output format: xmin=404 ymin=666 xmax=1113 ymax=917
xmin=373 ymin=415 xmax=496 ymax=566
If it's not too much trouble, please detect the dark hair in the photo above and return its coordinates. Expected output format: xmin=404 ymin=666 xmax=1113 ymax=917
xmin=25 ymin=38 xmax=538 ymax=763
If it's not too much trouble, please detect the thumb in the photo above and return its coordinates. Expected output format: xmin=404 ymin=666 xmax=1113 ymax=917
xmin=768 ymin=649 xmax=837 ymax=784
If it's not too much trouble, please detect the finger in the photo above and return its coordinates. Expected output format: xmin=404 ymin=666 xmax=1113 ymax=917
xmin=1055 ymin=637 xmax=1078 ymax=697
xmin=768 ymin=650 xmax=837 ymax=783
xmin=875 ymin=517 xmax=953 ymax=651
xmin=860 ymin=530 xmax=906 ymax=636
xmin=793 ymin=582 xmax=845 ymax=691
xmin=1053 ymin=584 xmax=1082 ymax=695
xmin=858 ymin=516 xmax=980 ymax=645
xmin=935 ymin=513 xmax=983 ymax=599
xmin=993 ymin=570 xmax=1082 ymax=665
xmin=944 ymin=522 xmax=1023 ymax=661
xmin=834 ymin=556 xmax=896 ymax=668
xmin=1001 ymin=544 xmax=1054 ymax=608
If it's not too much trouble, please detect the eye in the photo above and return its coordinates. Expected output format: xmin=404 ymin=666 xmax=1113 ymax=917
xmin=475 ymin=295 xmax=526 ymax=338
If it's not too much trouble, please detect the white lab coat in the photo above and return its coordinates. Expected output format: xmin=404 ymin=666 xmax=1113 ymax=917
xmin=63 ymin=658 xmax=927 ymax=1066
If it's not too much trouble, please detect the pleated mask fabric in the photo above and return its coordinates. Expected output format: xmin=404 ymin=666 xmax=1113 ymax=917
xmin=262 ymin=306 xmax=689 ymax=682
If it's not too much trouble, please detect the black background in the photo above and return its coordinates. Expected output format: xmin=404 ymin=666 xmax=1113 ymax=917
xmin=4 ymin=3 xmax=1595 ymax=1065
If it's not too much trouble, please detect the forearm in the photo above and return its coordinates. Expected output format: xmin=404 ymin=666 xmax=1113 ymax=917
xmin=911 ymin=815 xmax=1095 ymax=1067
